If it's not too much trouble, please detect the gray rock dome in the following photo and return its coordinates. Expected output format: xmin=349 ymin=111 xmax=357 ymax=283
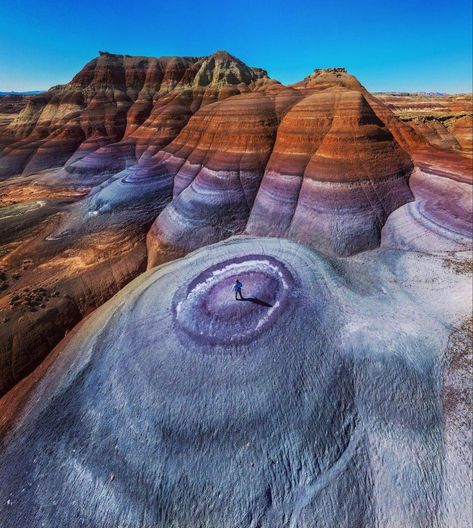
xmin=0 ymin=236 xmax=470 ymax=527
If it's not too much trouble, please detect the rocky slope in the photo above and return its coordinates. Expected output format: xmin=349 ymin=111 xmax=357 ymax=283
xmin=377 ymin=92 xmax=472 ymax=154
xmin=0 ymin=51 xmax=271 ymax=395
xmin=0 ymin=52 xmax=471 ymax=400
xmin=378 ymin=94 xmax=472 ymax=255
xmin=0 ymin=50 xmax=268 ymax=181
xmin=0 ymin=237 xmax=471 ymax=527
xmin=147 ymin=68 xmax=415 ymax=265
xmin=0 ymin=94 xmax=33 ymax=150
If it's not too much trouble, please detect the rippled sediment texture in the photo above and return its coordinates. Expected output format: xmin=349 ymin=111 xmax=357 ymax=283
xmin=0 ymin=236 xmax=471 ymax=527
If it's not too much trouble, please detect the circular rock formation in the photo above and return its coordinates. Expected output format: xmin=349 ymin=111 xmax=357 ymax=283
xmin=0 ymin=236 xmax=471 ymax=528
xmin=174 ymin=254 xmax=294 ymax=345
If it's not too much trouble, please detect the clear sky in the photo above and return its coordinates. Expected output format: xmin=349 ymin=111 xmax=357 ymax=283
xmin=1 ymin=0 xmax=472 ymax=93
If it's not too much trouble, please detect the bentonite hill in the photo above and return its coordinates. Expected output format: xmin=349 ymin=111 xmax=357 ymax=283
xmin=0 ymin=51 xmax=471 ymax=528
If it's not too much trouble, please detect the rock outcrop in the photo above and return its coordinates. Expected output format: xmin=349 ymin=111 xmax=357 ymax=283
xmin=146 ymin=68 xmax=414 ymax=266
xmin=0 ymin=237 xmax=471 ymax=527
xmin=0 ymin=51 xmax=271 ymax=395
xmin=377 ymin=93 xmax=473 ymax=154
xmin=0 ymin=53 xmax=470 ymax=398
xmin=0 ymin=94 xmax=32 ymax=151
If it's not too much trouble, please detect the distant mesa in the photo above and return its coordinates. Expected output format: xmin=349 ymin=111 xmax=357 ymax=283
xmin=0 ymin=91 xmax=43 ymax=96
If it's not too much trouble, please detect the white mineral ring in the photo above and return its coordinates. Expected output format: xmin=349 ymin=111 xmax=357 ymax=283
xmin=173 ymin=254 xmax=294 ymax=345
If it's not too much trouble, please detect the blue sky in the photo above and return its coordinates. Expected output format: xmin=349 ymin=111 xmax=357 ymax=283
xmin=1 ymin=0 xmax=472 ymax=92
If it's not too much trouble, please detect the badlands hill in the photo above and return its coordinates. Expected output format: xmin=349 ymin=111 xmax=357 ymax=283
xmin=0 ymin=236 xmax=470 ymax=527
xmin=0 ymin=51 xmax=471 ymax=527
xmin=0 ymin=51 xmax=470 ymax=395
xmin=0 ymin=51 xmax=426 ymax=395
xmin=377 ymin=92 xmax=472 ymax=154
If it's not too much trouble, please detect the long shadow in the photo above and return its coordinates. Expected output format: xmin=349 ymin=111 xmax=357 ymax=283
xmin=238 ymin=297 xmax=273 ymax=308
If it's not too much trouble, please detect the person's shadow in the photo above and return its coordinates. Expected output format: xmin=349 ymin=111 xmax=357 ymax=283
xmin=237 ymin=296 xmax=272 ymax=307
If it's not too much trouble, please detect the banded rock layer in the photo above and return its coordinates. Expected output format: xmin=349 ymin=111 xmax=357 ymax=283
xmin=1 ymin=52 xmax=470 ymax=397
xmin=147 ymin=69 xmax=415 ymax=265
xmin=377 ymin=93 xmax=473 ymax=154
xmin=0 ymin=51 xmax=269 ymax=181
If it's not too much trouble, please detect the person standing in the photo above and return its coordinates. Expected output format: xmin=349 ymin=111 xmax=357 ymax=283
xmin=232 ymin=279 xmax=244 ymax=300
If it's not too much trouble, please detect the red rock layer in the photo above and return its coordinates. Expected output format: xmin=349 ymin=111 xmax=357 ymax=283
xmin=146 ymin=82 xmax=301 ymax=265
xmin=0 ymin=51 xmax=270 ymax=395
xmin=246 ymin=89 xmax=413 ymax=255
xmin=451 ymin=115 xmax=473 ymax=153
xmin=147 ymin=70 xmax=414 ymax=266
xmin=0 ymin=51 xmax=269 ymax=181
xmin=376 ymin=92 xmax=473 ymax=154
